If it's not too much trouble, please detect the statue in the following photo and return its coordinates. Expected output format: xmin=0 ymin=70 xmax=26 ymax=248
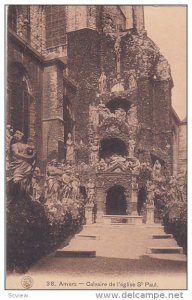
xmin=86 ymin=179 xmax=95 ymax=204
xmin=131 ymin=177 xmax=138 ymax=190
xmin=146 ymin=181 xmax=156 ymax=206
xmin=147 ymin=182 xmax=156 ymax=202
xmin=98 ymin=71 xmax=107 ymax=94
xmin=44 ymin=159 xmax=63 ymax=204
xmin=71 ymin=173 xmax=81 ymax=200
xmin=129 ymin=139 xmax=136 ymax=158
xmin=89 ymin=103 xmax=99 ymax=128
xmin=111 ymin=74 xmax=124 ymax=92
xmin=128 ymin=74 xmax=137 ymax=91
xmin=127 ymin=104 xmax=138 ymax=127
xmin=114 ymin=107 xmax=126 ymax=122
xmin=66 ymin=133 xmax=75 ymax=165
xmin=90 ymin=139 xmax=99 ymax=166
xmin=9 ymin=131 xmax=36 ymax=192
xmin=109 ymin=154 xmax=126 ymax=166
xmin=131 ymin=158 xmax=141 ymax=175
xmin=97 ymin=158 xmax=107 ymax=171
xmin=6 ymin=125 xmax=13 ymax=172
xmin=152 ymin=160 xmax=163 ymax=182
xmin=62 ymin=169 xmax=73 ymax=198
xmin=32 ymin=167 xmax=42 ymax=201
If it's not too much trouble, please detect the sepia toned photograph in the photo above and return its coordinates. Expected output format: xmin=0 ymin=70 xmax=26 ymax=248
xmin=5 ymin=5 xmax=187 ymax=290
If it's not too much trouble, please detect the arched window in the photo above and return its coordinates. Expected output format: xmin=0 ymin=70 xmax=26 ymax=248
xmin=8 ymin=6 xmax=17 ymax=32
xmin=8 ymin=63 xmax=33 ymax=142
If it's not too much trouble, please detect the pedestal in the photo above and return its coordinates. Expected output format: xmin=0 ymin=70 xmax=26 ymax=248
xmin=146 ymin=204 xmax=155 ymax=224
xmin=130 ymin=189 xmax=138 ymax=215
xmin=85 ymin=203 xmax=94 ymax=225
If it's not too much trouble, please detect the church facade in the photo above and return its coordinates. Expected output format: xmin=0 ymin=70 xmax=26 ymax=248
xmin=6 ymin=5 xmax=186 ymax=222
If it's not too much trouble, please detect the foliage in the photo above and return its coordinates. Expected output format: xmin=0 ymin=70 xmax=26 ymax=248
xmin=6 ymin=182 xmax=84 ymax=273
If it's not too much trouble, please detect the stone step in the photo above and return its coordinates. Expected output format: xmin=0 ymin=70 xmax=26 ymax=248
xmin=75 ymin=234 xmax=100 ymax=240
xmin=151 ymin=234 xmax=173 ymax=239
xmin=102 ymin=215 xmax=143 ymax=225
xmin=55 ymin=250 xmax=96 ymax=258
xmin=146 ymin=247 xmax=183 ymax=254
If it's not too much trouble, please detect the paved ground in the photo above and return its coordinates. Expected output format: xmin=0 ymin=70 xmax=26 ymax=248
xmin=6 ymin=224 xmax=187 ymax=290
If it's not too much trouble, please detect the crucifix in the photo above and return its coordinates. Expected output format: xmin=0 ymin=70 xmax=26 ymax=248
xmin=107 ymin=18 xmax=127 ymax=77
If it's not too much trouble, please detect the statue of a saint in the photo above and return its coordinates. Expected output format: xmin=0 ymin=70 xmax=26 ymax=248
xmin=9 ymin=131 xmax=36 ymax=192
xmin=152 ymin=160 xmax=163 ymax=182
xmin=128 ymin=74 xmax=137 ymax=91
xmin=146 ymin=181 xmax=156 ymax=206
xmin=62 ymin=169 xmax=72 ymax=198
xmin=66 ymin=133 xmax=75 ymax=165
xmin=71 ymin=173 xmax=81 ymax=200
xmin=90 ymin=139 xmax=99 ymax=166
xmin=86 ymin=179 xmax=95 ymax=204
xmin=114 ymin=107 xmax=126 ymax=122
xmin=129 ymin=139 xmax=136 ymax=158
xmin=98 ymin=71 xmax=107 ymax=94
xmin=32 ymin=167 xmax=42 ymax=201
xmin=89 ymin=103 xmax=99 ymax=128
xmin=127 ymin=104 xmax=138 ymax=127
xmin=44 ymin=159 xmax=62 ymax=203
xmin=6 ymin=125 xmax=13 ymax=171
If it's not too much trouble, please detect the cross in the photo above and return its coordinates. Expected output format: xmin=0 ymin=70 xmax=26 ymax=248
xmin=107 ymin=18 xmax=127 ymax=77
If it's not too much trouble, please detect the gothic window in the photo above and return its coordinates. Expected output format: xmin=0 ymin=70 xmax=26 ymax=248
xmin=45 ymin=5 xmax=66 ymax=48
xmin=8 ymin=6 xmax=17 ymax=32
xmin=8 ymin=64 xmax=32 ymax=142
xmin=22 ymin=6 xmax=31 ymax=41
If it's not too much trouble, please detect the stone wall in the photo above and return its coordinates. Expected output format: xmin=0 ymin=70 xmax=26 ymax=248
xmin=7 ymin=35 xmax=43 ymax=164
xmin=178 ymin=120 xmax=187 ymax=174
xmin=67 ymin=28 xmax=100 ymax=144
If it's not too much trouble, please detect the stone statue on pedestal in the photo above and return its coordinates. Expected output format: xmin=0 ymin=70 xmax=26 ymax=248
xmin=129 ymin=139 xmax=136 ymax=158
xmin=9 ymin=131 xmax=36 ymax=193
xmin=66 ymin=133 xmax=75 ymax=165
xmin=90 ymin=139 xmax=99 ymax=166
xmin=127 ymin=104 xmax=138 ymax=127
xmin=86 ymin=179 xmax=95 ymax=204
xmin=98 ymin=71 xmax=107 ymax=94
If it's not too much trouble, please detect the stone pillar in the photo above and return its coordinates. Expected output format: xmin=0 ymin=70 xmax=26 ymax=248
xmin=130 ymin=178 xmax=138 ymax=215
xmin=146 ymin=204 xmax=155 ymax=224
xmin=132 ymin=6 xmax=145 ymax=33
xmin=85 ymin=203 xmax=94 ymax=225
xmin=96 ymin=188 xmax=106 ymax=223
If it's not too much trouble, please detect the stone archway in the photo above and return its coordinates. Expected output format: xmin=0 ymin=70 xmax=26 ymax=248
xmin=106 ymin=185 xmax=127 ymax=215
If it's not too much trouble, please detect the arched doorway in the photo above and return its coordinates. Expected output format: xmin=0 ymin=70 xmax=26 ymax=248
xmin=106 ymin=185 xmax=127 ymax=215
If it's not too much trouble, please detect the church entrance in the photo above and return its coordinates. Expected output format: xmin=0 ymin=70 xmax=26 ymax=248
xmin=106 ymin=185 xmax=127 ymax=215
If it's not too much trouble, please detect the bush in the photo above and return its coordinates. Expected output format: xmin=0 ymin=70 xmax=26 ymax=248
xmin=6 ymin=182 xmax=84 ymax=273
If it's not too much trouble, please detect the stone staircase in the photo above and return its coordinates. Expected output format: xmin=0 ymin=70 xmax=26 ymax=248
xmin=55 ymin=219 xmax=186 ymax=261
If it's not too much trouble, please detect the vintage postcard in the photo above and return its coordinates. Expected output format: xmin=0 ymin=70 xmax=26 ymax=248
xmin=5 ymin=4 xmax=187 ymax=292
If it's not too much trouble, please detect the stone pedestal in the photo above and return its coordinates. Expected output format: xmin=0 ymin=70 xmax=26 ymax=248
xmin=85 ymin=203 xmax=94 ymax=225
xmin=146 ymin=204 xmax=155 ymax=224
xmin=130 ymin=189 xmax=138 ymax=215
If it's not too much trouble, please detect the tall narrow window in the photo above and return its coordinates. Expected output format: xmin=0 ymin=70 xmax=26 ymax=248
xmin=45 ymin=5 xmax=66 ymax=48
xmin=8 ymin=6 xmax=17 ymax=32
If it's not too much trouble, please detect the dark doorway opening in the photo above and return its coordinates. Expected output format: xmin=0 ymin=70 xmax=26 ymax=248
xmin=106 ymin=98 xmax=131 ymax=113
xmin=106 ymin=185 xmax=127 ymax=215
xmin=137 ymin=187 xmax=147 ymax=215
xmin=100 ymin=138 xmax=128 ymax=160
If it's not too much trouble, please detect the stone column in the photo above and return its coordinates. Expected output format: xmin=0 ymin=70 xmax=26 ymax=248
xmin=96 ymin=188 xmax=106 ymax=223
xmin=146 ymin=204 xmax=155 ymax=224
xmin=85 ymin=203 xmax=94 ymax=225
xmin=130 ymin=177 xmax=138 ymax=215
